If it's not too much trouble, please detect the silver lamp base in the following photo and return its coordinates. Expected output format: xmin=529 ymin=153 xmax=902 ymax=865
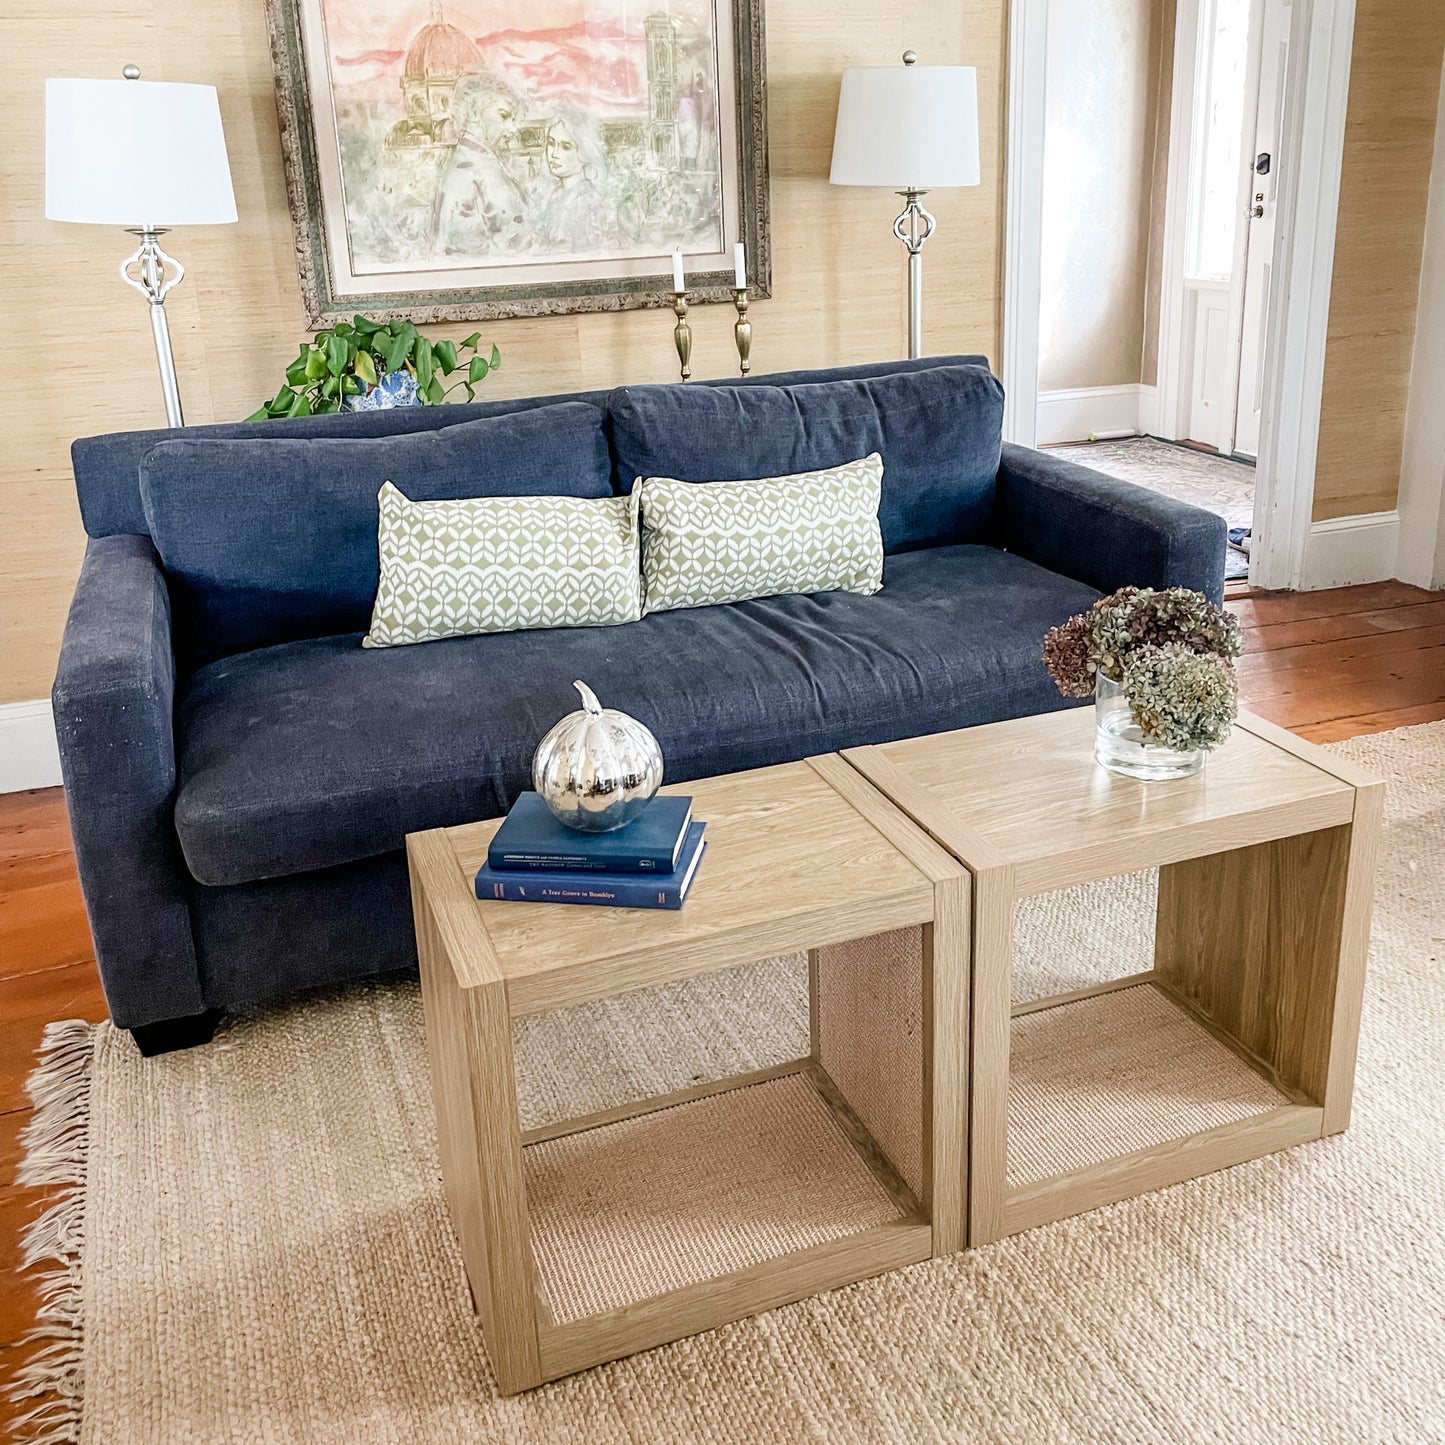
xmin=120 ymin=227 xmax=186 ymax=427
xmin=893 ymin=189 xmax=937 ymax=360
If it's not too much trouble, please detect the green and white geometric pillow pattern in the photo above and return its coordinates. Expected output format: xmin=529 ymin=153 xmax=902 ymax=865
xmin=637 ymin=452 xmax=886 ymax=615
xmin=363 ymin=482 xmax=643 ymax=648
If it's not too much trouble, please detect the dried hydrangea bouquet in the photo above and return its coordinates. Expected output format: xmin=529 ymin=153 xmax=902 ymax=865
xmin=1043 ymin=587 xmax=1244 ymax=780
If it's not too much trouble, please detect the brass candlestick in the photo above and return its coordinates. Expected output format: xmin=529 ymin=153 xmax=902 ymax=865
xmin=733 ymin=288 xmax=752 ymax=375
xmin=672 ymin=294 xmax=693 ymax=382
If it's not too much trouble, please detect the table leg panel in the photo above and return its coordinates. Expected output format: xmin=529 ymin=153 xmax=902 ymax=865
xmin=1155 ymin=815 xmax=1373 ymax=1111
xmin=967 ymin=864 xmax=1016 ymax=1247
xmin=812 ymin=927 xmax=925 ymax=1203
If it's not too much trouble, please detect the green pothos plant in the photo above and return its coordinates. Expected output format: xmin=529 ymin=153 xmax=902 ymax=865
xmin=248 ymin=316 xmax=501 ymax=420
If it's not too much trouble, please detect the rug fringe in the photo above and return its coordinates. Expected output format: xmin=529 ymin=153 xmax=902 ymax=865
xmin=9 ymin=1018 xmax=95 ymax=1445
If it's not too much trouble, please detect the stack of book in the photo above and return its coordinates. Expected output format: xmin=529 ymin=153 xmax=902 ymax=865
xmin=472 ymin=794 xmax=706 ymax=910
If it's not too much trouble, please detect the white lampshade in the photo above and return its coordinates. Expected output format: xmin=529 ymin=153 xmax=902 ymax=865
xmin=830 ymin=62 xmax=981 ymax=190
xmin=46 ymin=76 xmax=238 ymax=227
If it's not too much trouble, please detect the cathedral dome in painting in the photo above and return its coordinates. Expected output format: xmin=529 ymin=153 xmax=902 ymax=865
xmin=386 ymin=1 xmax=479 ymax=154
xmin=402 ymin=3 xmax=478 ymax=82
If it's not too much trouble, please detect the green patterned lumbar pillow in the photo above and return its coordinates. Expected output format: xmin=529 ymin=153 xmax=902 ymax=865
xmin=363 ymin=482 xmax=642 ymax=648
xmin=638 ymin=453 xmax=885 ymax=615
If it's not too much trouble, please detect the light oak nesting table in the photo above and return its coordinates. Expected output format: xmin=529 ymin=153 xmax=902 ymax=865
xmin=846 ymin=706 xmax=1383 ymax=1246
xmin=406 ymin=756 xmax=970 ymax=1395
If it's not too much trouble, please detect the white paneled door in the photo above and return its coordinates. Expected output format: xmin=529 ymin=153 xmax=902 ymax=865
xmin=1230 ymin=0 xmax=1292 ymax=458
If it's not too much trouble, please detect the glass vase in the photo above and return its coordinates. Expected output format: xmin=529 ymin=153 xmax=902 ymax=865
xmin=1093 ymin=675 xmax=1205 ymax=780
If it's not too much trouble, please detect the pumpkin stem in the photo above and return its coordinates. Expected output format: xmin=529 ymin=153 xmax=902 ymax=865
xmin=572 ymin=680 xmax=603 ymax=715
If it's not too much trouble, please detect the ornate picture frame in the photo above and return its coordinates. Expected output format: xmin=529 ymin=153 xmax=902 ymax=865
xmin=263 ymin=0 xmax=771 ymax=328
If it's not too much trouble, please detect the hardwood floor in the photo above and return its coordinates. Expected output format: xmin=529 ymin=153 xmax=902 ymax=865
xmin=1226 ymin=581 xmax=1445 ymax=740
xmin=0 ymin=794 xmax=109 ymax=1433
xmin=1 ymin=578 xmax=1442 ymax=1431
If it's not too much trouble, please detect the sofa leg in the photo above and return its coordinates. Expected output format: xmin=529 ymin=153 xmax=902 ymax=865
xmin=128 ymin=1009 xmax=222 ymax=1057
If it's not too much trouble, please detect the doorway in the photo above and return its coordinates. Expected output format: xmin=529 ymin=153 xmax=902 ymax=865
xmin=1027 ymin=0 xmax=1279 ymax=581
xmin=1002 ymin=0 xmax=1360 ymax=591
xmin=1231 ymin=0 xmax=1291 ymax=457
xmin=1178 ymin=0 xmax=1292 ymax=462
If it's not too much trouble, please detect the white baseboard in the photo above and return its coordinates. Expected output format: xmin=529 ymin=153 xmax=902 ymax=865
xmin=1035 ymin=385 xmax=1145 ymax=446
xmin=0 ymin=700 xmax=62 ymax=794
xmin=1136 ymin=384 xmax=1161 ymax=437
xmin=1300 ymin=510 xmax=1402 ymax=590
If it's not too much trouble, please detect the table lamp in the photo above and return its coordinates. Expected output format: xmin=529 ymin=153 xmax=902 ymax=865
xmin=830 ymin=53 xmax=980 ymax=358
xmin=46 ymin=68 xmax=238 ymax=427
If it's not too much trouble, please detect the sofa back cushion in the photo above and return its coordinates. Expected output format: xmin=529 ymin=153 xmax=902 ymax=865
xmin=140 ymin=401 xmax=612 ymax=663
xmin=607 ymin=364 xmax=1005 ymax=554
xmin=73 ymin=355 xmax=990 ymax=541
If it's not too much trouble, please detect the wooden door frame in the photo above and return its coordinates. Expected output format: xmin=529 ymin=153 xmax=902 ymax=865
xmin=1000 ymin=0 xmax=1360 ymax=591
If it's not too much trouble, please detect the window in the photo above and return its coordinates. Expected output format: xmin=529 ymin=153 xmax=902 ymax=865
xmin=1186 ymin=0 xmax=1251 ymax=281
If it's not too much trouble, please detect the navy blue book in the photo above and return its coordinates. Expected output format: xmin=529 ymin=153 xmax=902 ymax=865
xmin=475 ymin=823 xmax=707 ymax=910
xmin=487 ymin=793 xmax=693 ymax=874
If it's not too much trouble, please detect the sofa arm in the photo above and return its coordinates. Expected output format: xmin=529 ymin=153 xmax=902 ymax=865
xmin=52 ymin=534 xmax=204 ymax=1029
xmin=994 ymin=443 xmax=1227 ymax=603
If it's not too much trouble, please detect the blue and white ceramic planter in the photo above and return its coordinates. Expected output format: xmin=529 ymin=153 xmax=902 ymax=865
xmin=344 ymin=369 xmax=421 ymax=412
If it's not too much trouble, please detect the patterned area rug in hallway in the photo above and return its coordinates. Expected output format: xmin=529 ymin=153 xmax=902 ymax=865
xmin=13 ymin=725 xmax=1445 ymax=1444
xmin=1049 ymin=436 xmax=1255 ymax=580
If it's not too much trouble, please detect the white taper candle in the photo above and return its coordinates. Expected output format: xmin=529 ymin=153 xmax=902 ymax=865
xmin=733 ymin=242 xmax=747 ymax=290
xmin=672 ymin=247 xmax=685 ymax=294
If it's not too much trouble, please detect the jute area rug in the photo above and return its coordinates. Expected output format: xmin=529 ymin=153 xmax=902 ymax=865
xmin=14 ymin=725 xmax=1445 ymax=1443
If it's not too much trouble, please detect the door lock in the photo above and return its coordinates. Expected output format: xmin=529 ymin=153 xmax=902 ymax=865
xmin=1248 ymin=192 xmax=1265 ymax=219
xmin=1255 ymin=152 xmax=1271 ymax=176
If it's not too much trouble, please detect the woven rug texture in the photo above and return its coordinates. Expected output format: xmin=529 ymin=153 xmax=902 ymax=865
xmin=1048 ymin=437 xmax=1255 ymax=578
xmin=1047 ymin=438 xmax=1255 ymax=532
xmin=13 ymin=724 xmax=1445 ymax=1444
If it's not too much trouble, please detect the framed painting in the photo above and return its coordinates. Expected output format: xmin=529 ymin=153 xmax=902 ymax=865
xmin=264 ymin=0 xmax=771 ymax=326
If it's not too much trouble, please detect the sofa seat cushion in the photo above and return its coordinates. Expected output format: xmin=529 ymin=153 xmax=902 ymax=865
xmin=172 ymin=545 xmax=1100 ymax=888
xmin=141 ymin=401 xmax=614 ymax=666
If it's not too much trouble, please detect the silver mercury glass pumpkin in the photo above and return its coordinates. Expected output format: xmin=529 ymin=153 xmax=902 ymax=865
xmin=531 ymin=680 xmax=664 ymax=833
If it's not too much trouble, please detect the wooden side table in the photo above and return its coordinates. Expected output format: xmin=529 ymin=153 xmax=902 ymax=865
xmin=406 ymin=756 xmax=969 ymax=1394
xmin=847 ymin=708 xmax=1383 ymax=1246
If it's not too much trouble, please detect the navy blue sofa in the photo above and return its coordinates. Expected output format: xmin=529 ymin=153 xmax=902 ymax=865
xmin=54 ymin=356 xmax=1224 ymax=1054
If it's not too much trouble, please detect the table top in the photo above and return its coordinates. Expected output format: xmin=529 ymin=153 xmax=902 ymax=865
xmin=844 ymin=708 xmax=1367 ymax=896
xmin=416 ymin=758 xmax=957 ymax=1016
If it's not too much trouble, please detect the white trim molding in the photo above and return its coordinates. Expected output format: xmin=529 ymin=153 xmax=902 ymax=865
xmin=1396 ymin=56 xmax=1445 ymax=589
xmin=1249 ymin=0 xmax=1359 ymax=591
xmin=1137 ymin=384 xmax=1161 ymax=437
xmin=1001 ymin=0 xmax=1048 ymax=447
xmin=0 ymin=700 xmax=62 ymax=794
xmin=1035 ymin=385 xmax=1145 ymax=446
xmin=1302 ymin=510 xmax=1402 ymax=589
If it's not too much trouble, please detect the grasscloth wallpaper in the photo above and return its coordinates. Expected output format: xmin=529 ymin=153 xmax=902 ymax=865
xmin=1313 ymin=0 xmax=1445 ymax=522
xmin=1 ymin=0 xmax=1440 ymax=705
xmin=1 ymin=0 xmax=1004 ymax=705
